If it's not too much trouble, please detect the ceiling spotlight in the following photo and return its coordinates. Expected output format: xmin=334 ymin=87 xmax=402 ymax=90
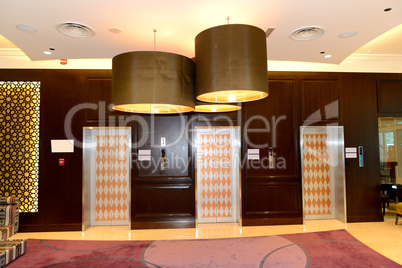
xmin=324 ymin=54 xmax=332 ymax=58
xmin=339 ymin=31 xmax=357 ymax=38
xmin=16 ymin=24 xmax=37 ymax=33
xmin=384 ymin=8 xmax=392 ymax=12
xmin=108 ymin=27 xmax=122 ymax=34
xmin=43 ymin=51 xmax=52 ymax=55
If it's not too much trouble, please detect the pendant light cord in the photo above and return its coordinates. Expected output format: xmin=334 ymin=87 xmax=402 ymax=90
xmin=153 ymin=29 xmax=157 ymax=51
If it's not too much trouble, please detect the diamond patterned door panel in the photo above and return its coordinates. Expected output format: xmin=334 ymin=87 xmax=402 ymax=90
xmin=301 ymin=129 xmax=335 ymax=220
xmin=196 ymin=128 xmax=239 ymax=223
xmin=89 ymin=128 xmax=130 ymax=226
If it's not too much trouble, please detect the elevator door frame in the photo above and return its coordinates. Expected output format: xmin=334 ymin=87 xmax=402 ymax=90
xmin=82 ymin=127 xmax=132 ymax=231
xmin=300 ymin=126 xmax=347 ymax=224
xmin=195 ymin=126 xmax=241 ymax=226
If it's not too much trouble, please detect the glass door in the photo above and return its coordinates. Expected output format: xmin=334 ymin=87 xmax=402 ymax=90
xmin=378 ymin=118 xmax=402 ymax=219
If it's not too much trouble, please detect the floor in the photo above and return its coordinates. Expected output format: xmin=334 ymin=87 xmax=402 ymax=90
xmin=10 ymin=218 xmax=402 ymax=265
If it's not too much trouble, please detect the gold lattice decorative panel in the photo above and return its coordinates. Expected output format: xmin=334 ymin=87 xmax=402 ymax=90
xmin=0 ymin=81 xmax=40 ymax=212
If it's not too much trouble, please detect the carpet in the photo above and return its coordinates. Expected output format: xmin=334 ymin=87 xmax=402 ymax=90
xmin=6 ymin=229 xmax=401 ymax=267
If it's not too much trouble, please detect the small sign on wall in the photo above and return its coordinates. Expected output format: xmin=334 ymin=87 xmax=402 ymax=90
xmin=345 ymin=147 xmax=357 ymax=158
xmin=51 ymin=139 xmax=74 ymax=153
xmin=247 ymin=149 xmax=260 ymax=160
xmin=138 ymin=155 xmax=151 ymax=161
xmin=138 ymin=149 xmax=151 ymax=161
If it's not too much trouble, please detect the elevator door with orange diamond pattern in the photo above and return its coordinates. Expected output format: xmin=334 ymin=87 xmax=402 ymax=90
xmin=90 ymin=129 xmax=130 ymax=226
xmin=301 ymin=129 xmax=336 ymax=220
xmin=196 ymin=128 xmax=240 ymax=224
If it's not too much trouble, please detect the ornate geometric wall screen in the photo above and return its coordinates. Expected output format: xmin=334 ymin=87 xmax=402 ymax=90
xmin=0 ymin=81 xmax=40 ymax=212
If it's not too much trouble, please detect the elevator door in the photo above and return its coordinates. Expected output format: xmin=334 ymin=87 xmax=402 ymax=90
xmin=83 ymin=127 xmax=131 ymax=228
xmin=196 ymin=127 xmax=240 ymax=224
xmin=300 ymin=126 xmax=346 ymax=222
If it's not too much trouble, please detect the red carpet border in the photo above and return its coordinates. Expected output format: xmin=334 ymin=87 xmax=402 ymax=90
xmin=6 ymin=229 xmax=402 ymax=267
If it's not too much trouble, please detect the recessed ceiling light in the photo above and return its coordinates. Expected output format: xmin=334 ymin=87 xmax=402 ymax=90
xmin=339 ymin=31 xmax=357 ymax=38
xmin=324 ymin=54 xmax=332 ymax=58
xmin=290 ymin=26 xmax=324 ymax=41
xmin=16 ymin=24 xmax=37 ymax=33
xmin=384 ymin=8 xmax=392 ymax=12
xmin=43 ymin=51 xmax=52 ymax=55
xmin=56 ymin=22 xmax=95 ymax=37
xmin=108 ymin=27 xmax=121 ymax=34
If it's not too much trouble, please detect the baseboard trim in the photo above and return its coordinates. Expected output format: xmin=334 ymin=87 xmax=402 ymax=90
xmin=19 ymin=223 xmax=82 ymax=232
xmin=347 ymin=214 xmax=384 ymax=223
xmin=131 ymin=221 xmax=195 ymax=230
xmin=242 ymin=217 xmax=303 ymax=226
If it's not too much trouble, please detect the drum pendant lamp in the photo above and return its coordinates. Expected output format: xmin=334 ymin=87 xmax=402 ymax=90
xmin=194 ymin=100 xmax=241 ymax=113
xmin=112 ymin=51 xmax=195 ymax=114
xmin=195 ymin=24 xmax=269 ymax=103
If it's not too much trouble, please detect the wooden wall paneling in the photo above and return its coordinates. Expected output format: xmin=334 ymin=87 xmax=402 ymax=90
xmin=301 ymin=79 xmax=340 ymax=123
xmin=134 ymin=183 xmax=193 ymax=216
xmin=0 ymin=69 xmax=43 ymax=81
xmin=19 ymin=69 xmax=114 ymax=231
xmin=244 ymin=79 xmax=298 ymax=178
xmin=340 ymin=73 xmax=382 ymax=222
xmin=243 ymin=182 xmax=300 ymax=214
xmin=86 ymin=77 xmax=112 ymax=122
xmin=132 ymin=115 xmax=195 ymax=229
xmin=136 ymin=116 xmax=190 ymax=177
xmin=31 ymin=70 xmax=88 ymax=230
xmin=241 ymin=76 xmax=302 ymax=225
xmin=84 ymin=73 xmax=128 ymax=124
xmin=377 ymin=79 xmax=402 ymax=113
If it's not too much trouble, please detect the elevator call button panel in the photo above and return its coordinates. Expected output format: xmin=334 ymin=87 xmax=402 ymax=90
xmin=358 ymin=146 xmax=364 ymax=167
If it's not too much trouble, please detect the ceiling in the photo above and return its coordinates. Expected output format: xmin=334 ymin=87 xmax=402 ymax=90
xmin=0 ymin=0 xmax=401 ymax=72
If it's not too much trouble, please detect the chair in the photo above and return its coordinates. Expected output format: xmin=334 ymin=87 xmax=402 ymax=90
xmin=0 ymin=197 xmax=19 ymax=240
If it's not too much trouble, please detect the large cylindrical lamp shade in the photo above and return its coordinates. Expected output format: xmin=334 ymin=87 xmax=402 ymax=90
xmin=112 ymin=51 xmax=195 ymax=114
xmin=194 ymin=100 xmax=241 ymax=113
xmin=195 ymin=24 xmax=268 ymax=103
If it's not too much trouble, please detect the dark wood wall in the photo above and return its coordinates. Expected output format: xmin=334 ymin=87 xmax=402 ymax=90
xmin=1 ymin=69 xmax=401 ymax=231
xmin=132 ymin=115 xmax=195 ymax=229
xmin=242 ymin=74 xmax=301 ymax=225
xmin=340 ymin=73 xmax=382 ymax=222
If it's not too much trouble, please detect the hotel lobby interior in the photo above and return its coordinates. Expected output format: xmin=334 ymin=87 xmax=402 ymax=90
xmin=1 ymin=0 xmax=402 ymax=266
